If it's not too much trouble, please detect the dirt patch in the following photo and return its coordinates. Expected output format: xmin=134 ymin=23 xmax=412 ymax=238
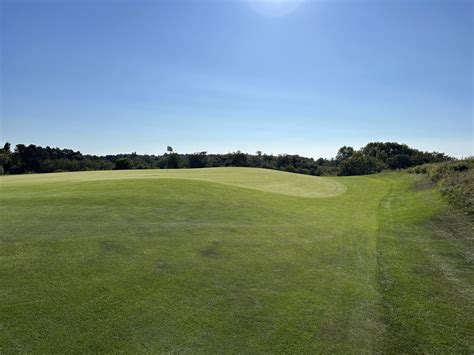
xmin=155 ymin=259 xmax=168 ymax=272
xmin=100 ymin=240 xmax=122 ymax=253
xmin=200 ymin=240 xmax=221 ymax=257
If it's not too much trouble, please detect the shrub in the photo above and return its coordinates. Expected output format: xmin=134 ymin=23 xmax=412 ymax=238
xmin=410 ymin=158 xmax=474 ymax=215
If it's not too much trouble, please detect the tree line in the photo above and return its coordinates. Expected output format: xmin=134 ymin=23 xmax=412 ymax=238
xmin=0 ymin=142 xmax=451 ymax=176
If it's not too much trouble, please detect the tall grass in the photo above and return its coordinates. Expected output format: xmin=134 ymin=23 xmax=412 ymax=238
xmin=409 ymin=158 xmax=474 ymax=215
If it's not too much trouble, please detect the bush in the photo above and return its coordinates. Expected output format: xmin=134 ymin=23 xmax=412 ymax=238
xmin=410 ymin=158 xmax=474 ymax=215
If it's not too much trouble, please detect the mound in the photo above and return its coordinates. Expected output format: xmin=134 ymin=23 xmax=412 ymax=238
xmin=0 ymin=167 xmax=347 ymax=198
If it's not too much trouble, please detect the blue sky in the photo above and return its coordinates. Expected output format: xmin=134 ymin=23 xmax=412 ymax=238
xmin=1 ymin=0 xmax=472 ymax=158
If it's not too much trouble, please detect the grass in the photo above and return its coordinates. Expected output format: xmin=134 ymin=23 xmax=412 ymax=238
xmin=410 ymin=158 xmax=474 ymax=215
xmin=0 ymin=167 xmax=346 ymax=197
xmin=0 ymin=168 xmax=472 ymax=352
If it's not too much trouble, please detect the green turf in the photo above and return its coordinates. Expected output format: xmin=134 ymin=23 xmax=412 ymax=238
xmin=0 ymin=168 xmax=472 ymax=352
xmin=0 ymin=167 xmax=346 ymax=197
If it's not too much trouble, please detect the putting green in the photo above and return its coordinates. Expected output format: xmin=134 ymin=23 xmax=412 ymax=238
xmin=0 ymin=167 xmax=346 ymax=198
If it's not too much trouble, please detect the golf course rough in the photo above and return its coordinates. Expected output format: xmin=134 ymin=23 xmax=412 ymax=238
xmin=0 ymin=168 xmax=472 ymax=353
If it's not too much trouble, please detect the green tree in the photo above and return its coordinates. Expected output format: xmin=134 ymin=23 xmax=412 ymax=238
xmin=0 ymin=142 xmax=12 ymax=173
xmin=167 ymin=153 xmax=180 ymax=169
xmin=188 ymin=152 xmax=208 ymax=168
xmin=338 ymin=154 xmax=383 ymax=176
xmin=387 ymin=154 xmax=411 ymax=169
xmin=231 ymin=151 xmax=247 ymax=167
xmin=114 ymin=158 xmax=134 ymax=170
xmin=336 ymin=146 xmax=355 ymax=162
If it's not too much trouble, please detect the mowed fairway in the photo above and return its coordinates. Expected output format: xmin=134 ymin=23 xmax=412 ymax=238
xmin=0 ymin=168 xmax=472 ymax=352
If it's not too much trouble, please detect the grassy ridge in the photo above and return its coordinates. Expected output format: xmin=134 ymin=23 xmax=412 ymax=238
xmin=0 ymin=169 xmax=472 ymax=352
xmin=0 ymin=167 xmax=346 ymax=198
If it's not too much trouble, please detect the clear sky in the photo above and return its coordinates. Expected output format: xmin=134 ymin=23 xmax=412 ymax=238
xmin=1 ymin=0 xmax=472 ymax=158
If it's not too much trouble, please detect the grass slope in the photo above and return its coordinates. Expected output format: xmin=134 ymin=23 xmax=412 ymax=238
xmin=0 ymin=168 xmax=472 ymax=352
xmin=0 ymin=167 xmax=346 ymax=198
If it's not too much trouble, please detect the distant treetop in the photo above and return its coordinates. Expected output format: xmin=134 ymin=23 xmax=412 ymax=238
xmin=0 ymin=141 xmax=451 ymax=176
